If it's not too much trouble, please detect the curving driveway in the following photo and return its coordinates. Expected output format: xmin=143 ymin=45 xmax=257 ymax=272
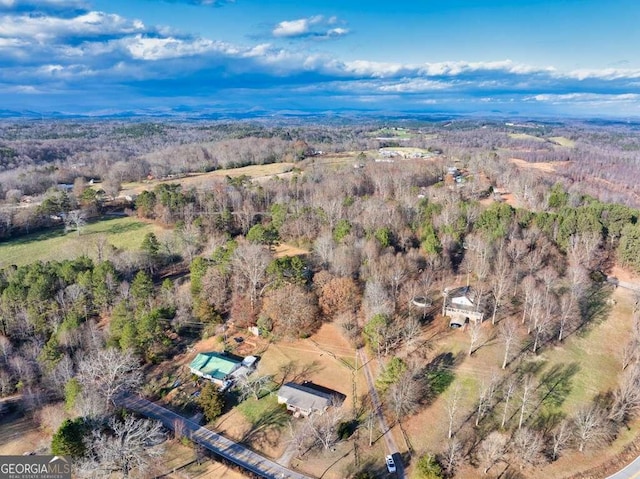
xmin=117 ymin=394 xmax=312 ymax=479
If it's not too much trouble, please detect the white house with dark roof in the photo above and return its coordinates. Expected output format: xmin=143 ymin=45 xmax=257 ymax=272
xmin=442 ymin=285 xmax=484 ymax=327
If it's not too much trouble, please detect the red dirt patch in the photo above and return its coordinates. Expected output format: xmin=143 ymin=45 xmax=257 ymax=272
xmin=610 ymin=264 xmax=640 ymax=284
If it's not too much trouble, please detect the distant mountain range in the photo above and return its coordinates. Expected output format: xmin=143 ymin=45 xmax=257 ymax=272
xmin=2 ymin=106 xmax=640 ymax=127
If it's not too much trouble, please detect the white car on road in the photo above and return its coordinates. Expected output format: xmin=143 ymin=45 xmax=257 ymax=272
xmin=385 ymin=455 xmax=396 ymax=473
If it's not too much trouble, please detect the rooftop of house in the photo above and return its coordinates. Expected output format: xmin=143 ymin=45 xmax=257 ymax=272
xmin=278 ymin=382 xmax=342 ymax=412
xmin=447 ymin=285 xmax=478 ymax=298
xmin=189 ymin=352 xmax=243 ymax=380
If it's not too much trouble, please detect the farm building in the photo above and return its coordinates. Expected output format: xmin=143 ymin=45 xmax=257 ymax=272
xmin=277 ymin=382 xmax=344 ymax=417
xmin=442 ymin=286 xmax=484 ymax=327
xmin=189 ymin=352 xmax=257 ymax=387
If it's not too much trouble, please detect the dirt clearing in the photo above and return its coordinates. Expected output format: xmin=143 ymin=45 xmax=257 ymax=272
xmin=273 ymin=243 xmax=309 ymax=258
xmin=509 ymin=157 xmax=568 ymax=173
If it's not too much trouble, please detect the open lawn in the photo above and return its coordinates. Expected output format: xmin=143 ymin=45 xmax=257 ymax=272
xmin=508 ymin=132 xmax=547 ymax=142
xmin=120 ymin=162 xmax=296 ymax=196
xmin=306 ymin=152 xmax=362 ymax=169
xmin=0 ymin=216 xmax=167 ymax=267
xmin=401 ymin=281 xmax=636 ymax=478
xmin=549 ymin=136 xmax=576 ymax=148
xmin=369 ymin=127 xmax=413 ymax=139
xmin=378 ymin=146 xmax=434 ymax=156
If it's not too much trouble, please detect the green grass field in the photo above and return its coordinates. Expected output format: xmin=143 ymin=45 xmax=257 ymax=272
xmin=549 ymin=136 xmax=576 ymax=148
xmin=508 ymin=132 xmax=547 ymax=142
xmin=0 ymin=216 xmax=166 ymax=267
xmin=406 ymin=285 xmax=632 ymax=468
xmin=120 ymin=162 xmax=296 ymax=197
xmin=369 ymin=127 xmax=413 ymax=139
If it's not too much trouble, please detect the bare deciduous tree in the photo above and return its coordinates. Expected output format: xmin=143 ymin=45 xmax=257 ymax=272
xmin=468 ymin=321 xmax=484 ymax=357
xmin=568 ymin=233 xmax=602 ymax=272
xmin=621 ymin=339 xmax=640 ymax=371
xmin=292 ymin=407 xmax=343 ymax=453
xmin=77 ymin=348 xmax=142 ymax=417
xmin=442 ymin=437 xmax=462 ymax=477
xmin=64 ymin=209 xmax=87 ymax=236
xmin=0 ymin=367 xmax=13 ymax=396
xmin=609 ymin=363 xmax=640 ymax=424
xmin=558 ymin=291 xmax=578 ymax=342
xmin=491 ymin=241 xmax=512 ymax=324
xmin=232 ymin=242 xmax=271 ymax=311
xmin=9 ymin=355 xmax=37 ymax=387
xmin=387 ymin=369 xmax=424 ymax=423
xmin=510 ymin=427 xmax=544 ymax=469
xmin=477 ymin=430 xmax=508 ymax=475
xmin=201 ymin=267 xmax=231 ymax=315
xmin=475 ymin=376 xmax=498 ymax=427
xmin=363 ymin=279 xmax=393 ymax=318
xmin=521 ymin=275 xmax=538 ymax=325
xmin=573 ymin=405 xmax=611 ymax=452
xmin=400 ymin=315 xmax=422 ymax=352
xmin=551 ymin=419 xmax=573 ymax=461
xmin=81 ymin=416 xmax=165 ymax=478
xmin=0 ymin=335 xmax=12 ymax=364
xmin=445 ymin=384 xmax=462 ymax=439
xmin=518 ymin=375 xmax=537 ymax=430
xmin=501 ymin=376 xmax=517 ymax=429
xmin=499 ymin=319 xmax=519 ymax=369
xmin=236 ymin=375 xmax=274 ymax=401
xmin=533 ymin=310 xmax=553 ymax=353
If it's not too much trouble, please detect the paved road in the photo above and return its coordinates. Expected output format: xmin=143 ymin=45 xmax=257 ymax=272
xmin=358 ymin=348 xmax=406 ymax=478
xmin=607 ymin=458 xmax=640 ymax=479
xmin=118 ymin=394 xmax=313 ymax=479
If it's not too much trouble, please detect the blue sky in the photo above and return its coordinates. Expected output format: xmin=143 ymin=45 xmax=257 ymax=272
xmin=2 ymin=0 xmax=640 ymax=117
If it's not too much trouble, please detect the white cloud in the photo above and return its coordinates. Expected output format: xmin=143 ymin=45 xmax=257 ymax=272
xmin=39 ymin=64 xmax=64 ymax=74
xmin=120 ymin=35 xmax=222 ymax=60
xmin=160 ymin=0 xmax=235 ymax=6
xmin=273 ymin=19 xmax=309 ymax=38
xmin=0 ymin=11 xmax=146 ymax=42
xmin=11 ymin=85 xmax=43 ymax=93
xmin=377 ymin=79 xmax=451 ymax=93
xmin=419 ymin=60 xmax=554 ymax=77
xmin=272 ymin=15 xmax=348 ymax=39
xmin=5 ymin=0 xmax=87 ymax=6
xmin=564 ymin=68 xmax=640 ymax=81
xmin=327 ymin=28 xmax=348 ymax=37
xmin=343 ymin=60 xmax=413 ymax=77
xmin=527 ymin=93 xmax=640 ymax=103
xmin=0 ymin=37 xmax=27 ymax=48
